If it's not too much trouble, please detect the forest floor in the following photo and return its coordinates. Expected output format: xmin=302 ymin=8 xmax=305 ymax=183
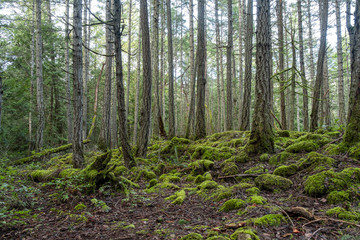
xmin=1 ymin=130 xmax=360 ymax=239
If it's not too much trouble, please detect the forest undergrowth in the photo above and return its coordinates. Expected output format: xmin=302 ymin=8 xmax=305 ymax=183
xmin=1 ymin=130 xmax=360 ymax=239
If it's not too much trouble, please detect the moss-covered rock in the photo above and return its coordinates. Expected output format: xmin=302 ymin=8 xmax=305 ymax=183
xmin=199 ymin=180 xmax=218 ymax=190
xmin=244 ymin=165 xmax=266 ymax=174
xmin=259 ymin=154 xmax=270 ymax=162
xmin=296 ymin=133 xmax=331 ymax=146
xmin=251 ymin=214 xmax=286 ymax=227
xmin=327 ymin=191 xmax=350 ymax=204
xmin=247 ymin=195 xmax=266 ymax=205
xmin=153 ymin=163 xmax=166 ymax=175
xmin=269 ymin=151 xmax=295 ymax=165
xmin=206 ymin=236 xmax=230 ymax=240
xmin=255 ymin=174 xmax=293 ymax=191
xmin=189 ymin=160 xmax=215 ymax=175
xmin=147 ymin=179 xmax=158 ymax=189
xmin=245 ymin=187 xmax=260 ymax=196
xmin=181 ymin=233 xmax=203 ymax=240
xmin=192 ymin=146 xmax=233 ymax=161
xmin=30 ymin=169 xmax=59 ymax=181
xmin=166 ymin=190 xmax=186 ymax=205
xmin=285 ymin=141 xmax=319 ymax=153
xmin=304 ymin=168 xmax=360 ymax=197
xmin=349 ymin=142 xmax=360 ymax=160
xmin=326 ymin=207 xmax=360 ymax=221
xmin=219 ymin=199 xmax=246 ymax=212
xmin=159 ymin=173 xmax=181 ymax=183
xmin=277 ymin=130 xmax=290 ymax=137
xmin=273 ymin=164 xmax=298 ymax=177
xmin=230 ymin=228 xmax=259 ymax=240
xmin=221 ymin=162 xmax=239 ymax=176
xmin=59 ymin=168 xmax=80 ymax=178
xmin=233 ymin=151 xmax=249 ymax=163
xmin=194 ymin=175 xmax=206 ymax=184
xmin=297 ymin=152 xmax=335 ymax=171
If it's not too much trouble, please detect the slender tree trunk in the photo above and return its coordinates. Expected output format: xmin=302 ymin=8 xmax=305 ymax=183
xmin=160 ymin=0 xmax=165 ymax=121
xmin=226 ymin=0 xmax=233 ymax=131
xmin=289 ymin=19 xmax=296 ymax=131
xmin=136 ymin=0 xmax=153 ymax=157
xmin=323 ymin=55 xmax=331 ymax=127
xmin=297 ymin=93 xmax=300 ymax=131
xmin=195 ymin=0 xmax=206 ymax=139
xmin=82 ymin=0 xmax=89 ymax=140
xmin=126 ymin=0 xmax=133 ymax=123
xmin=335 ymin=0 xmax=346 ymax=125
xmin=35 ymin=0 xmax=45 ymax=150
xmin=214 ymin=0 xmax=221 ymax=133
xmin=238 ymin=0 xmax=245 ymax=130
xmin=99 ymin=0 xmax=113 ymax=149
xmin=29 ymin=0 xmax=35 ymax=150
xmin=240 ymin=0 xmax=253 ymax=131
xmin=0 ymin=75 xmax=2 ymax=131
xmin=276 ymin=0 xmax=287 ymax=130
xmin=307 ymin=0 xmax=315 ymax=89
xmin=310 ymin=0 xmax=328 ymax=132
xmin=65 ymin=0 xmax=72 ymax=143
xmin=298 ymin=0 xmax=309 ymax=131
xmin=133 ymin=30 xmax=141 ymax=145
xmin=185 ymin=0 xmax=196 ymax=138
xmin=111 ymin=68 xmax=118 ymax=148
xmin=247 ymin=0 xmax=274 ymax=154
xmin=72 ymin=0 xmax=84 ymax=168
xmin=220 ymin=15 xmax=226 ymax=131
xmin=113 ymin=0 xmax=135 ymax=167
xmin=166 ymin=0 xmax=175 ymax=138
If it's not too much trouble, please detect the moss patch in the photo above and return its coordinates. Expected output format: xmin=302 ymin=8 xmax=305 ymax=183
xmin=285 ymin=141 xmax=319 ymax=153
xmin=189 ymin=160 xmax=214 ymax=175
xmin=166 ymin=190 xmax=186 ymax=205
xmin=269 ymin=151 xmax=295 ymax=165
xmin=199 ymin=180 xmax=218 ymax=190
xmin=327 ymin=191 xmax=350 ymax=204
xmin=273 ymin=164 xmax=298 ymax=177
xmin=221 ymin=162 xmax=239 ymax=176
xmin=230 ymin=227 xmax=259 ymax=240
xmin=251 ymin=214 xmax=286 ymax=227
xmin=255 ymin=174 xmax=293 ymax=191
xmin=326 ymin=207 xmax=360 ymax=221
xmin=181 ymin=233 xmax=203 ymax=240
xmin=219 ymin=199 xmax=246 ymax=212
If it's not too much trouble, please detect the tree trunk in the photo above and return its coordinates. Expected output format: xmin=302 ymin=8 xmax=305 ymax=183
xmin=310 ymin=0 xmax=328 ymax=132
xmin=72 ymin=0 xmax=84 ymax=168
xmin=126 ymin=0 xmax=133 ymax=123
xmin=185 ymin=0 xmax=196 ymax=138
xmin=238 ymin=0 xmax=245 ymax=130
xmin=307 ymin=0 xmax=316 ymax=89
xmin=323 ymin=55 xmax=331 ymax=127
xmin=226 ymin=0 xmax=233 ymax=131
xmin=335 ymin=0 xmax=346 ymax=125
xmin=195 ymin=0 xmax=206 ymax=139
xmin=289 ymin=18 xmax=296 ymax=131
xmin=35 ymin=0 xmax=45 ymax=151
xmin=297 ymin=0 xmax=309 ymax=131
xmin=133 ymin=29 xmax=141 ymax=145
xmin=82 ymin=0 xmax=89 ymax=140
xmin=99 ymin=0 xmax=113 ymax=149
xmin=65 ymin=0 xmax=73 ymax=143
xmin=0 ymin=74 xmax=2 ymax=131
xmin=136 ymin=0 xmax=153 ymax=157
xmin=247 ymin=0 xmax=274 ymax=154
xmin=276 ymin=0 xmax=287 ymax=130
xmin=113 ymin=0 xmax=136 ymax=167
xmin=29 ymin=0 xmax=35 ymax=150
xmin=240 ymin=0 xmax=253 ymax=131
xmin=166 ymin=0 xmax=175 ymax=138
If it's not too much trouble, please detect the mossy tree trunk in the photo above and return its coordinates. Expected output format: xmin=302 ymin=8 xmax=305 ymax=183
xmin=225 ymin=0 xmax=233 ymax=131
xmin=247 ymin=0 xmax=274 ymax=154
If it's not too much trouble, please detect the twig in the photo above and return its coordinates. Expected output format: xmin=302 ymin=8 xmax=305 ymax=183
xmin=302 ymin=217 xmax=360 ymax=228
xmin=275 ymin=205 xmax=295 ymax=229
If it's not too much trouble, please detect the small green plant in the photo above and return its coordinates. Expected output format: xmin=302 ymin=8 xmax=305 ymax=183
xmin=91 ymin=198 xmax=111 ymax=212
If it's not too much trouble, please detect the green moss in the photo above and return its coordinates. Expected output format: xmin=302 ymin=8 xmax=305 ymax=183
xmin=194 ymin=175 xmax=206 ymax=184
xmin=181 ymin=233 xmax=203 ymax=240
xmin=206 ymin=236 xmax=230 ymax=240
xmin=326 ymin=207 xmax=360 ymax=221
xmin=259 ymin=154 xmax=270 ymax=162
xmin=153 ymin=163 xmax=166 ymax=175
xmin=160 ymin=182 xmax=180 ymax=190
xmin=204 ymin=172 xmax=212 ymax=180
xmin=221 ymin=162 xmax=239 ymax=176
xmin=123 ymin=224 xmax=135 ymax=229
xmin=147 ymin=179 xmax=158 ymax=189
xmin=148 ymin=144 xmax=160 ymax=151
xmin=189 ymin=160 xmax=215 ymax=174
xmin=192 ymin=146 xmax=233 ymax=161
xmin=255 ymin=174 xmax=293 ymax=191
xmin=297 ymin=133 xmax=331 ymax=146
xmin=277 ymin=130 xmax=290 ymax=137
xmin=349 ymin=142 xmax=360 ymax=160
xmin=199 ymin=180 xmax=218 ymax=190
xmin=269 ymin=151 xmax=295 ymax=165
xmin=297 ymin=152 xmax=335 ymax=171
xmin=112 ymin=166 xmax=127 ymax=176
xmin=285 ymin=141 xmax=319 ymax=153
xmin=233 ymin=151 xmax=249 ymax=163
xmin=166 ymin=190 xmax=186 ymax=205
xmin=304 ymin=168 xmax=360 ymax=197
xmin=59 ymin=168 xmax=80 ymax=178
xmin=74 ymin=203 xmax=87 ymax=211
xmin=185 ymin=175 xmax=196 ymax=182
xmin=244 ymin=165 xmax=266 ymax=174
xmin=245 ymin=187 xmax=260 ymax=196
xmin=251 ymin=214 xmax=286 ymax=227
xmin=231 ymin=183 xmax=254 ymax=191
xmin=230 ymin=228 xmax=259 ymax=240
xmin=247 ymin=195 xmax=266 ymax=205
xmin=219 ymin=199 xmax=246 ymax=212
xmin=273 ymin=164 xmax=298 ymax=177
xmin=327 ymin=191 xmax=350 ymax=204
xmin=159 ymin=174 xmax=181 ymax=183
xmin=30 ymin=169 xmax=58 ymax=181
xmin=325 ymin=131 xmax=341 ymax=138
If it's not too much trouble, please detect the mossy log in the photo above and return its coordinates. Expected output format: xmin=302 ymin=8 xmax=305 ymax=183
xmin=14 ymin=139 xmax=90 ymax=165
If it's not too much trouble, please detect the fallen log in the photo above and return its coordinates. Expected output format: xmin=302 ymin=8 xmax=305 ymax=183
xmin=13 ymin=139 xmax=90 ymax=165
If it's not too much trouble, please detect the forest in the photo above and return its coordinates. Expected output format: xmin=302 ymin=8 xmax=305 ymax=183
xmin=1 ymin=0 xmax=360 ymax=238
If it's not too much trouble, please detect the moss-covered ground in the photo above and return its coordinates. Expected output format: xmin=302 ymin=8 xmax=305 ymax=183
xmin=1 ymin=130 xmax=360 ymax=239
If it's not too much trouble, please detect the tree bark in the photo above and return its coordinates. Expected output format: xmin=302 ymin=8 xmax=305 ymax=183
xmin=195 ymin=0 xmax=206 ymax=139
xmin=133 ymin=29 xmax=141 ymax=145
xmin=226 ymin=0 xmax=233 ymax=131
xmin=247 ymin=0 xmax=274 ymax=154
xmin=298 ymin=0 xmax=309 ymax=131
xmin=136 ymin=0 xmax=153 ymax=157
xmin=65 ymin=0 xmax=73 ymax=143
xmin=335 ymin=0 xmax=346 ymax=125
xmin=35 ymin=0 xmax=45 ymax=150
xmin=323 ymin=55 xmax=331 ymax=127
xmin=289 ymin=18 xmax=296 ymax=131
xmin=307 ymin=0 xmax=316 ymax=89
xmin=72 ymin=0 xmax=84 ymax=168
xmin=238 ymin=0 xmax=245 ymax=130
xmin=240 ymin=0 xmax=253 ymax=131
xmin=113 ymin=0 xmax=136 ymax=167
xmin=29 ymin=0 xmax=35 ymax=150
xmin=310 ymin=0 xmax=328 ymax=132
xmin=126 ymin=0 xmax=133 ymax=123
xmin=82 ymin=0 xmax=89 ymax=140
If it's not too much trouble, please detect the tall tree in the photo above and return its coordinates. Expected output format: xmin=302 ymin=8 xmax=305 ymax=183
xmin=195 ymin=0 xmax=206 ymax=139
xmin=136 ymin=0 xmax=153 ymax=157
xmin=323 ymin=55 xmax=331 ymax=127
xmin=99 ymin=0 xmax=113 ymax=149
xmin=247 ymin=0 xmax=274 ymax=154
xmin=0 ymin=74 xmax=2 ymax=130
xmin=297 ymin=0 xmax=309 ymax=131
xmin=240 ymin=0 xmax=253 ymax=131
xmin=307 ymin=0 xmax=315 ymax=88
xmin=310 ymin=0 xmax=328 ymax=131
xmin=346 ymin=0 xmax=356 ymax=119
xmin=335 ymin=0 xmax=346 ymax=125
xmin=72 ymin=0 xmax=84 ymax=168
xmin=226 ymin=0 xmax=233 ymax=131
xmin=82 ymin=0 xmax=90 ymax=140
xmin=289 ymin=16 xmax=296 ymax=131
xmin=29 ymin=0 xmax=35 ymax=150
xmin=113 ymin=0 xmax=135 ymax=167
xmin=166 ymin=0 xmax=175 ymax=138
xmin=133 ymin=28 xmax=141 ymax=145
xmin=65 ymin=0 xmax=72 ymax=142
xmin=126 ymin=0 xmax=133 ymax=122
xmin=238 ymin=0 xmax=245 ymax=129
xmin=35 ymin=0 xmax=45 ymax=150
xmin=276 ymin=0 xmax=287 ymax=130
xmin=185 ymin=0 xmax=196 ymax=137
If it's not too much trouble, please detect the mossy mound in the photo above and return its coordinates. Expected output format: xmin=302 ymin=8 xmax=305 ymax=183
xmin=230 ymin=228 xmax=259 ymax=240
xmin=221 ymin=162 xmax=239 ymax=176
xmin=269 ymin=152 xmax=295 ymax=166
xmin=250 ymin=214 xmax=286 ymax=227
xmin=206 ymin=236 xmax=230 ymax=240
xmin=59 ymin=168 xmax=80 ymax=178
xmin=219 ymin=199 xmax=246 ymax=212
xmin=327 ymin=191 xmax=350 ymax=204
xmin=273 ymin=164 xmax=298 ymax=177
xmin=191 ymin=146 xmax=233 ymax=161
xmin=296 ymin=133 xmax=331 ymax=147
xmin=181 ymin=233 xmax=203 ymax=240
xmin=30 ymin=169 xmax=59 ymax=181
xmin=247 ymin=195 xmax=266 ymax=205
xmin=326 ymin=207 xmax=360 ymax=221
xmin=297 ymin=152 xmax=335 ymax=172
xmin=255 ymin=174 xmax=293 ymax=191
xmin=245 ymin=187 xmax=260 ymax=196
xmin=199 ymin=180 xmax=218 ymax=190
xmin=285 ymin=141 xmax=319 ymax=153
xmin=244 ymin=165 xmax=266 ymax=174
xmin=161 ymin=137 xmax=191 ymax=154
xmin=276 ymin=130 xmax=290 ymax=137
xmin=304 ymin=168 xmax=360 ymax=197
xmin=165 ymin=190 xmax=186 ymax=205
xmin=189 ymin=160 xmax=214 ymax=174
